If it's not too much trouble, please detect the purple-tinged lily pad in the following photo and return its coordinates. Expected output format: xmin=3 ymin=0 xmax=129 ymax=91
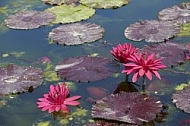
xmin=143 ymin=41 xmax=188 ymax=67
xmin=172 ymin=86 xmax=190 ymax=113
xmin=55 ymin=56 xmax=119 ymax=82
xmin=4 ymin=10 xmax=55 ymax=30
xmin=49 ymin=23 xmax=104 ymax=45
xmin=158 ymin=3 xmax=190 ymax=24
xmin=124 ymin=20 xmax=180 ymax=43
xmin=0 ymin=64 xmax=43 ymax=94
xmin=84 ymin=119 xmax=137 ymax=126
xmin=92 ymin=92 xmax=162 ymax=125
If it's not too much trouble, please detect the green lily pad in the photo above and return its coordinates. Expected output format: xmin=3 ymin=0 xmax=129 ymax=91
xmin=42 ymin=0 xmax=79 ymax=5
xmin=178 ymin=22 xmax=190 ymax=36
xmin=79 ymin=0 xmax=130 ymax=9
xmin=45 ymin=4 xmax=95 ymax=24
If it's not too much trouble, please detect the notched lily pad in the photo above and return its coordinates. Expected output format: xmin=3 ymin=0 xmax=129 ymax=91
xmin=143 ymin=41 xmax=188 ymax=67
xmin=48 ymin=22 xmax=104 ymax=45
xmin=55 ymin=56 xmax=119 ymax=82
xmin=124 ymin=20 xmax=180 ymax=43
xmin=79 ymin=0 xmax=130 ymax=9
xmin=172 ymin=86 xmax=190 ymax=113
xmin=158 ymin=3 xmax=190 ymax=24
xmin=45 ymin=4 xmax=95 ymax=24
xmin=92 ymin=92 xmax=162 ymax=125
xmin=0 ymin=64 xmax=43 ymax=94
xmin=4 ymin=10 xmax=55 ymax=30
xmin=42 ymin=0 xmax=79 ymax=5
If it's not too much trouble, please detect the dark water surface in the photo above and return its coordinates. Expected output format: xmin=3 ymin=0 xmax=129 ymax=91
xmin=0 ymin=0 xmax=190 ymax=125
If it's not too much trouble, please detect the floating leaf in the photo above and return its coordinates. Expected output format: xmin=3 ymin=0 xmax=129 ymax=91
xmin=124 ymin=20 xmax=180 ymax=43
xmin=55 ymin=56 xmax=119 ymax=82
xmin=143 ymin=41 xmax=188 ymax=67
xmin=92 ymin=92 xmax=162 ymax=125
xmin=4 ymin=10 xmax=55 ymax=29
xmin=178 ymin=22 xmax=190 ymax=36
xmin=0 ymin=64 xmax=43 ymax=94
xmin=45 ymin=4 xmax=95 ymax=24
xmin=79 ymin=0 xmax=130 ymax=9
xmin=84 ymin=119 xmax=136 ymax=126
xmin=172 ymin=86 xmax=190 ymax=113
xmin=48 ymin=23 xmax=104 ymax=45
xmin=158 ymin=2 xmax=190 ymax=24
xmin=42 ymin=0 xmax=79 ymax=5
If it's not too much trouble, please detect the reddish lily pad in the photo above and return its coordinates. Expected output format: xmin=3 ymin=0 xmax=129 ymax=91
xmin=49 ymin=23 xmax=104 ymax=45
xmin=172 ymin=86 xmax=190 ymax=113
xmin=84 ymin=119 xmax=137 ymax=126
xmin=92 ymin=92 xmax=162 ymax=125
xmin=158 ymin=3 xmax=190 ymax=24
xmin=4 ymin=10 xmax=55 ymax=30
xmin=55 ymin=56 xmax=119 ymax=82
xmin=143 ymin=41 xmax=188 ymax=67
xmin=124 ymin=20 xmax=180 ymax=43
xmin=0 ymin=64 xmax=43 ymax=94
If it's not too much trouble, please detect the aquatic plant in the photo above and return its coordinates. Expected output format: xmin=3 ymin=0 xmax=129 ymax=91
xmin=158 ymin=2 xmax=190 ymax=24
xmin=124 ymin=20 xmax=180 ymax=42
xmin=122 ymin=52 xmax=166 ymax=81
xmin=48 ymin=23 xmax=104 ymax=45
xmin=110 ymin=43 xmax=139 ymax=63
xmin=79 ymin=0 xmax=130 ymax=9
xmin=172 ymin=85 xmax=190 ymax=113
xmin=42 ymin=0 xmax=79 ymax=5
xmin=143 ymin=41 xmax=189 ymax=67
xmin=91 ymin=92 xmax=162 ymax=125
xmin=122 ymin=52 xmax=166 ymax=92
xmin=45 ymin=4 xmax=95 ymax=24
xmin=37 ymin=82 xmax=81 ymax=113
xmin=4 ymin=10 xmax=55 ymax=29
xmin=0 ymin=64 xmax=43 ymax=94
xmin=55 ymin=56 xmax=119 ymax=82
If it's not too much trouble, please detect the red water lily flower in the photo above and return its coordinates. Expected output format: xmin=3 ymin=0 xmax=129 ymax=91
xmin=122 ymin=52 xmax=167 ymax=82
xmin=110 ymin=43 xmax=139 ymax=63
xmin=37 ymin=83 xmax=81 ymax=113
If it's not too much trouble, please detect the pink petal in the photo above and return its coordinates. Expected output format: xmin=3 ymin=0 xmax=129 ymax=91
xmin=152 ymin=70 xmax=161 ymax=80
xmin=145 ymin=70 xmax=152 ymax=80
xmin=132 ymin=72 xmax=139 ymax=82
xmin=139 ymin=69 xmax=145 ymax=77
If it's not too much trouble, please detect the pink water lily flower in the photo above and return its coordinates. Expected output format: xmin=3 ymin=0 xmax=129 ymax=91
xmin=37 ymin=83 xmax=81 ymax=113
xmin=122 ymin=52 xmax=167 ymax=82
xmin=110 ymin=43 xmax=139 ymax=63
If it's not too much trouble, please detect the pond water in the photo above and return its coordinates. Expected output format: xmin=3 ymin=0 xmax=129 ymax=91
xmin=0 ymin=0 xmax=190 ymax=126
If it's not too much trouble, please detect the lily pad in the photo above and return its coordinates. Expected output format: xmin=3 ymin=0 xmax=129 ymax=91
xmin=172 ymin=86 xmax=190 ymax=113
xmin=124 ymin=20 xmax=180 ymax=43
xmin=42 ymin=0 xmax=79 ymax=5
xmin=79 ymin=0 xmax=130 ymax=9
xmin=92 ymin=92 xmax=162 ymax=125
xmin=4 ymin=10 xmax=55 ymax=29
xmin=158 ymin=3 xmax=190 ymax=24
xmin=142 ymin=41 xmax=188 ymax=67
xmin=48 ymin=23 xmax=104 ymax=45
xmin=0 ymin=64 xmax=43 ymax=94
xmin=178 ymin=22 xmax=190 ymax=36
xmin=55 ymin=56 xmax=119 ymax=82
xmin=84 ymin=119 xmax=137 ymax=126
xmin=45 ymin=4 xmax=95 ymax=24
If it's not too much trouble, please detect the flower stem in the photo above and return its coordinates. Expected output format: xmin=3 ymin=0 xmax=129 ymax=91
xmin=142 ymin=75 xmax=146 ymax=94
xmin=125 ymin=74 xmax=128 ymax=82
